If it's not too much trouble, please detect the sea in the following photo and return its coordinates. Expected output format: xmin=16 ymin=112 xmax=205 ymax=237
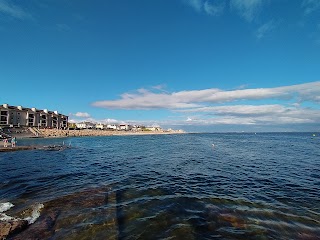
xmin=1 ymin=133 xmax=320 ymax=240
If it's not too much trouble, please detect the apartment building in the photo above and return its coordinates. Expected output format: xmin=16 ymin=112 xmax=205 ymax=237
xmin=0 ymin=104 xmax=68 ymax=129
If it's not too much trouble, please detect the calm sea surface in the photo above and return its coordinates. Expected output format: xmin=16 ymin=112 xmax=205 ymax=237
xmin=1 ymin=133 xmax=320 ymax=239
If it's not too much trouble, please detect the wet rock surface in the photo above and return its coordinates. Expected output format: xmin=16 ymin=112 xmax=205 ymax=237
xmin=0 ymin=220 xmax=28 ymax=240
xmin=5 ymin=186 xmax=118 ymax=240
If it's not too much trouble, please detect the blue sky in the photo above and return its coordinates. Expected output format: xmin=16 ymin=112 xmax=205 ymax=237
xmin=0 ymin=0 xmax=320 ymax=132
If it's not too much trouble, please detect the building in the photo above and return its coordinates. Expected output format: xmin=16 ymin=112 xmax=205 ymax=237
xmin=145 ymin=126 xmax=162 ymax=131
xmin=76 ymin=122 xmax=95 ymax=129
xmin=95 ymin=123 xmax=105 ymax=130
xmin=106 ymin=124 xmax=119 ymax=130
xmin=119 ymin=124 xmax=132 ymax=131
xmin=0 ymin=104 xmax=68 ymax=129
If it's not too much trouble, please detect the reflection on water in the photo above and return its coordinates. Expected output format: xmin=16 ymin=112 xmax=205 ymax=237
xmin=0 ymin=133 xmax=320 ymax=239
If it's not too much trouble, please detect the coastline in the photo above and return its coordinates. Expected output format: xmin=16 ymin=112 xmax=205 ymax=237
xmin=0 ymin=129 xmax=186 ymax=151
xmin=24 ymin=129 xmax=185 ymax=139
xmin=39 ymin=129 xmax=185 ymax=138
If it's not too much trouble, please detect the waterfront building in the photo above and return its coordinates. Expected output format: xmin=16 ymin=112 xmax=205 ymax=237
xmin=145 ymin=126 xmax=162 ymax=131
xmin=119 ymin=124 xmax=132 ymax=131
xmin=75 ymin=122 xmax=95 ymax=129
xmin=106 ymin=124 xmax=119 ymax=130
xmin=95 ymin=123 xmax=105 ymax=130
xmin=0 ymin=104 xmax=68 ymax=129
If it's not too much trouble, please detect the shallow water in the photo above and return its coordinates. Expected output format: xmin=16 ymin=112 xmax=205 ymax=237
xmin=1 ymin=133 xmax=320 ymax=239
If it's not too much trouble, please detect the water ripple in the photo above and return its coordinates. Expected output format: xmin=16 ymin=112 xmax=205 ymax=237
xmin=1 ymin=133 xmax=320 ymax=239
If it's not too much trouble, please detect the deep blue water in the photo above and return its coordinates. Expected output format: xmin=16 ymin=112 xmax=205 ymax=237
xmin=1 ymin=133 xmax=320 ymax=239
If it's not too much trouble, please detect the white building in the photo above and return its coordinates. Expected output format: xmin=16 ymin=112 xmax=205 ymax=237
xmin=76 ymin=122 xmax=95 ymax=129
xmin=119 ymin=124 xmax=132 ymax=131
xmin=145 ymin=126 xmax=162 ymax=131
xmin=95 ymin=123 xmax=104 ymax=130
xmin=106 ymin=124 xmax=119 ymax=130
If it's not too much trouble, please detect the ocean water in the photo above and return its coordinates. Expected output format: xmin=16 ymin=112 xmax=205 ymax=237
xmin=1 ymin=133 xmax=320 ymax=239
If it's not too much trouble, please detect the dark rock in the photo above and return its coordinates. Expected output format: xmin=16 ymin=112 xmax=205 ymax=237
xmin=10 ymin=210 xmax=59 ymax=240
xmin=0 ymin=220 xmax=28 ymax=240
xmin=0 ymin=222 xmax=11 ymax=240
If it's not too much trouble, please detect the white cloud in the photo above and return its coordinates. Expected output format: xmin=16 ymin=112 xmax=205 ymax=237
xmin=73 ymin=112 xmax=91 ymax=118
xmin=302 ymin=0 xmax=320 ymax=15
xmin=102 ymin=118 xmax=119 ymax=124
xmin=92 ymin=82 xmax=320 ymax=110
xmin=180 ymin=104 xmax=320 ymax=122
xmin=185 ymin=0 xmax=202 ymax=12
xmin=255 ymin=20 xmax=275 ymax=39
xmin=184 ymin=0 xmax=225 ymax=16
xmin=178 ymin=104 xmax=320 ymax=123
xmin=0 ymin=0 xmax=32 ymax=20
xmin=91 ymin=82 xmax=320 ymax=129
xmin=93 ymin=90 xmax=201 ymax=109
xmin=204 ymin=0 xmax=225 ymax=16
xmin=230 ymin=0 xmax=265 ymax=22
xmin=68 ymin=117 xmax=121 ymax=124
xmin=179 ymin=104 xmax=286 ymax=114
xmin=151 ymin=84 xmax=167 ymax=91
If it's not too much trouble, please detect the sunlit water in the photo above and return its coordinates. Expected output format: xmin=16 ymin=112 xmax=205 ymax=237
xmin=1 ymin=133 xmax=320 ymax=239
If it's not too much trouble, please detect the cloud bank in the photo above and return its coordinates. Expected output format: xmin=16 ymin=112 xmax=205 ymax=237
xmin=91 ymin=82 xmax=320 ymax=129
xmin=92 ymin=82 xmax=320 ymax=110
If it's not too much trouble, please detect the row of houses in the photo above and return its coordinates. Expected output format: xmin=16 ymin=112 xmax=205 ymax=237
xmin=71 ymin=122 xmax=162 ymax=131
xmin=0 ymin=104 xmax=68 ymax=129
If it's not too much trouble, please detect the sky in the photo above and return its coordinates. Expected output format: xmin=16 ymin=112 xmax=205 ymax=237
xmin=0 ymin=0 xmax=320 ymax=132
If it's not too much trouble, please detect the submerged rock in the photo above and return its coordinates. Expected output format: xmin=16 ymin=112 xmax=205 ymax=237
xmin=11 ymin=210 xmax=60 ymax=240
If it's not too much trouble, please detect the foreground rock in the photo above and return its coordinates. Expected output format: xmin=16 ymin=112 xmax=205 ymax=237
xmin=2 ymin=187 xmax=118 ymax=240
xmin=0 ymin=203 xmax=43 ymax=239
xmin=0 ymin=220 xmax=28 ymax=240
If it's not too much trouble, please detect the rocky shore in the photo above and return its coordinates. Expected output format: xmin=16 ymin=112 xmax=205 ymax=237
xmin=0 ymin=187 xmax=118 ymax=240
xmin=38 ymin=129 xmax=185 ymax=138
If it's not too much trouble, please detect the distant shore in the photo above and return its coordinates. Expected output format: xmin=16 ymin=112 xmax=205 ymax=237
xmin=0 ymin=129 xmax=185 ymax=152
xmin=38 ymin=129 xmax=185 ymax=138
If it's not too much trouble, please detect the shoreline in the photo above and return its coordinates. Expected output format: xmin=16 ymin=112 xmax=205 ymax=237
xmin=0 ymin=129 xmax=185 ymax=152
xmin=39 ymin=129 xmax=185 ymax=138
xmin=6 ymin=129 xmax=186 ymax=139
